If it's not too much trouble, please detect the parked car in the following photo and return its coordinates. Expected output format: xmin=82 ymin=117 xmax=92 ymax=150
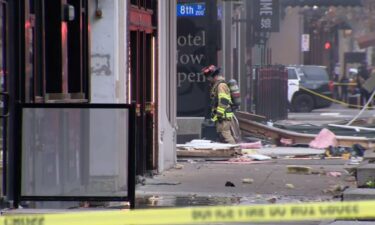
xmin=287 ymin=65 xmax=332 ymax=112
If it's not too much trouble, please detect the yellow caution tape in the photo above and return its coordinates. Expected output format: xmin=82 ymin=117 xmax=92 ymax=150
xmin=333 ymin=82 xmax=356 ymax=86
xmin=299 ymin=86 xmax=374 ymax=109
xmin=2 ymin=200 xmax=375 ymax=224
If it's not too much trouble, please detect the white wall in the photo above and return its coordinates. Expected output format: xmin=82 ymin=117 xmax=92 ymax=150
xmin=158 ymin=0 xmax=177 ymax=171
xmin=89 ymin=0 xmax=127 ymax=103
xmin=89 ymin=0 xmax=176 ymax=173
xmin=88 ymin=0 xmax=128 ymax=187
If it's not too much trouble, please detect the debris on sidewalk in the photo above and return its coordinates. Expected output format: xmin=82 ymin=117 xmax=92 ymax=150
xmin=216 ymin=158 xmax=275 ymax=164
xmin=348 ymin=157 xmax=363 ymax=165
xmin=237 ymin=111 xmax=375 ymax=149
xmin=309 ymin=128 xmax=338 ymax=149
xmin=326 ymin=171 xmax=342 ymax=177
xmin=239 ymin=141 xmax=262 ymax=149
xmin=229 ymin=157 xmax=252 ymax=162
xmin=242 ymin=178 xmax=254 ymax=184
xmin=241 ymin=149 xmax=259 ymax=155
xmin=177 ymin=139 xmax=240 ymax=158
xmin=323 ymin=184 xmax=348 ymax=195
xmin=245 ymin=154 xmax=272 ymax=161
xmin=144 ymin=179 xmax=181 ymax=186
xmin=225 ymin=181 xmax=235 ymax=187
xmin=280 ymin=138 xmax=293 ymax=146
xmin=267 ymin=197 xmax=277 ymax=203
xmin=174 ymin=164 xmax=184 ymax=169
xmin=325 ymin=144 xmax=366 ymax=159
xmin=285 ymin=183 xmax=295 ymax=189
xmin=258 ymin=147 xmax=325 ymax=159
xmin=287 ymin=165 xmax=313 ymax=175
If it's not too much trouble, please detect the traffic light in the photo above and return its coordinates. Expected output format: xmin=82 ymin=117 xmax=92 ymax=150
xmin=324 ymin=41 xmax=331 ymax=50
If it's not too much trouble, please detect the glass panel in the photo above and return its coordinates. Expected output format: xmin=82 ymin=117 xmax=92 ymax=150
xmin=300 ymin=66 xmax=329 ymax=80
xmin=287 ymin=68 xmax=297 ymax=79
xmin=21 ymin=107 xmax=129 ymax=197
xmin=130 ymin=0 xmax=137 ymax=6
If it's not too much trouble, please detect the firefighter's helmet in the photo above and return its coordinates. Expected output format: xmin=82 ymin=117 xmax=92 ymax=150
xmin=201 ymin=65 xmax=220 ymax=77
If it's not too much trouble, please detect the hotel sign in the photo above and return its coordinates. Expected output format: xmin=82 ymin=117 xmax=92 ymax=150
xmin=254 ymin=0 xmax=280 ymax=32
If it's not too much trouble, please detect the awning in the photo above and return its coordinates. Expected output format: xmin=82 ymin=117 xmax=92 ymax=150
xmin=282 ymin=0 xmax=362 ymax=7
xmin=357 ymin=32 xmax=375 ymax=49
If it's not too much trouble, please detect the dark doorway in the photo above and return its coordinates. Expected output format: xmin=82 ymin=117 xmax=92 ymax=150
xmin=129 ymin=0 xmax=157 ymax=175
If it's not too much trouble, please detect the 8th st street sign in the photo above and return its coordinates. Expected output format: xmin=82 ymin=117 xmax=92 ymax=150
xmin=254 ymin=0 xmax=280 ymax=32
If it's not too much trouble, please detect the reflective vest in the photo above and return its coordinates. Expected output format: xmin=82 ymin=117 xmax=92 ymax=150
xmin=210 ymin=78 xmax=234 ymax=122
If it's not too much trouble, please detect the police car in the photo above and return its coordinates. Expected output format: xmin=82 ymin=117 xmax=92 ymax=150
xmin=287 ymin=65 xmax=332 ymax=112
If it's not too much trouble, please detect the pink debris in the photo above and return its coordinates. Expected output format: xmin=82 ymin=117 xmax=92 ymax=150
xmin=326 ymin=172 xmax=342 ymax=177
xmin=280 ymin=138 xmax=293 ymax=146
xmin=239 ymin=141 xmax=262 ymax=149
xmin=309 ymin=128 xmax=338 ymax=149
xmin=229 ymin=157 xmax=253 ymax=162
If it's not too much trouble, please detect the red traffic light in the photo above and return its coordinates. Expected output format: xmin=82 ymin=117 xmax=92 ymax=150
xmin=324 ymin=42 xmax=331 ymax=50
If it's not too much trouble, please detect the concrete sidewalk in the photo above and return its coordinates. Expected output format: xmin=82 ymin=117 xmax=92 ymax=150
xmin=136 ymin=156 xmax=370 ymax=225
xmin=137 ymin=158 xmax=354 ymax=201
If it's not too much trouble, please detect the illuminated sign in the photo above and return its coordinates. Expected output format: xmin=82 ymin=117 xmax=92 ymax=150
xmin=177 ymin=3 xmax=206 ymax=17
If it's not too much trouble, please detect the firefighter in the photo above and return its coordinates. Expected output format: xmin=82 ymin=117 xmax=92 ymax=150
xmin=201 ymin=65 xmax=236 ymax=144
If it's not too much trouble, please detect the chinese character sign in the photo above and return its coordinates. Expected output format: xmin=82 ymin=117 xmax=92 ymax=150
xmin=254 ymin=0 xmax=280 ymax=32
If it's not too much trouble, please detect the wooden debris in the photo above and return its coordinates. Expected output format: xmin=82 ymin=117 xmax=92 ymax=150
xmin=177 ymin=140 xmax=240 ymax=158
xmin=287 ymin=165 xmax=313 ymax=175
xmin=236 ymin=111 xmax=375 ymax=149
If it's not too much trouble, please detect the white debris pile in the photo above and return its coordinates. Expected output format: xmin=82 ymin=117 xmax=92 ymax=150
xmin=177 ymin=139 xmax=239 ymax=150
xmin=177 ymin=140 xmax=240 ymax=158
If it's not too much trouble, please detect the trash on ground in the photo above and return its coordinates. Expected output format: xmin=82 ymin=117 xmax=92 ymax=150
xmin=239 ymin=141 xmax=262 ymax=149
xmin=280 ymin=138 xmax=293 ymax=146
xmin=352 ymin=144 xmax=366 ymax=157
xmin=325 ymin=146 xmax=351 ymax=158
xmin=344 ymin=176 xmax=356 ymax=182
xmin=311 ymin=169 xmax=326 ymax=175
xmin=177 ymin=139 xmax=240 ymax=158
xmin=267 ymin=197 xmax=277 ymax=203
xmin=287 ymin=165 xmax=312 ymax=175
xmin=229 ymin=157 xmax=253 ymax=162
xmin=241 ymin=149 xmax=259 ymax=155
xmin=325 ymin=144 xmax=366 ymax=158
xmin=245 ymin=154 xmax=272 ymax=161
xmin=177 ymin=139 xmax=239 ymax=150
xmin=323 ymin=184 xmax=348 ymax=194
xmin=242 ymin=178 xmax=254 ymax=184
xmin=144 ymin=180 xmax=181 ymax=186
xmin=174 ymin=164 xmax=184 ymax=169
xmin=258 ymin=147 xmax=325 ymax=158
xmin=285 ymin=183 xmax=295 ymax=189
xmin=225 ymin=181 xmax=235 ymax=187
xmin=348 ymin=157 xmax=363 ymax=165
xmin=309 ymin=128 xmax=338 ymax=149
xmin=326 ymin=171 xmax=342 ymax=177
xmin=215 ymin=159 xmax=275 ymax=164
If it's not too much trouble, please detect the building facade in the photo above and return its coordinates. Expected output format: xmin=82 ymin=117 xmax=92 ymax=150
xmin=3 ymin=0 xmax=177 ymax=207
